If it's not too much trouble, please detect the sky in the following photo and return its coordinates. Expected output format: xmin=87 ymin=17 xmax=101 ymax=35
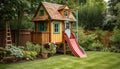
xmin=104 ymin=0 xmax=109 ymax=2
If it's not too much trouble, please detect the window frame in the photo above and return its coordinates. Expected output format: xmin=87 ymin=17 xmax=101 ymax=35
xmin=53 ymin=22 xmax=60 ymax=34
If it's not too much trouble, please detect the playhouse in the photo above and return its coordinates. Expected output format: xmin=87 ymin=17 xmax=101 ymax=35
xmin=32 ymin=2 xmax=76 ymax=44
xmin=32 ymin=2 xmax=86 ymax=58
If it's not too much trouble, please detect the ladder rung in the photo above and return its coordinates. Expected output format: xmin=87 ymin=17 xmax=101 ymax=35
xmin=7 ymin=33 xmax=11 ymax=35
xmin=7 ymin=36 xmax=11 ymax=38
xmin=6 ymin=44 xmax=12 ymax=46
xmin=6 ymin=40 xmax=12 ymax=42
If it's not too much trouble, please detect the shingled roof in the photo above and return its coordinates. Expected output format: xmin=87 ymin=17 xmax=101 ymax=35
xmin=32 ymin=2 xmax=76 ymax=22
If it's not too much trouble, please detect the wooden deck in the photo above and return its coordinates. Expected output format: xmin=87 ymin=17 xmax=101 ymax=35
xmin=31 ymin=32 xmax=50 ymax=44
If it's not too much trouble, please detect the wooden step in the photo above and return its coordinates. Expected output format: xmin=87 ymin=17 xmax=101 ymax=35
xmin=6 ymin=40 xmax=12 ymax=42
xmin=7 ymin=36 xmax=11 ymax=38
xmin=6 ymin=44 xmax=12 ymax=46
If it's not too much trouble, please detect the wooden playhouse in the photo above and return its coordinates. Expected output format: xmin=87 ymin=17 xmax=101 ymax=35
xmin=32 ymin=2 xmax=86 ymax=58
xmin=32 ymin=2 xmax=76 ymax=44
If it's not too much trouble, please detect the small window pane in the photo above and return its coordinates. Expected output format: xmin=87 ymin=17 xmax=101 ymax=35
xmin=64 ymin=10 xmax=68 ymax=17
xmin=54 ymin=22 xmax=60 ymax=34
xmin=40 ymin=10 xmax=44 ymax=16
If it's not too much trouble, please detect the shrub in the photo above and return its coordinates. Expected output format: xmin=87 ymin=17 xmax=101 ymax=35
xmin=110 ymin=27 xmax=120 ymax=52
xmin=79 ymin=33 xmax=98 ymax=50
xmin=5 ymin=46 xmax=24 ymax=58
xmin=22 ymin=41 xmax=41 ymax=60
xmin=88 ymin=41 xmax=103 ymax=51
xmin=78 ymin=28 xmax=106 ymax=51
xmin=23 ymin=51 xmax=37 ymax=60
xmin=25 ymin=41 xmax=34 ymax=51
xmin=24 ymin=41 xmax=41 ymax=54
xmin=0 ymin=47 xmax=7 ymax=63
xmin=48 ymin=42 xmax=57 ymax=56
xmin=34 ymin=44 xmax=41 ymax=54
xmin=0 ymin=47 xmax=6 ymax=58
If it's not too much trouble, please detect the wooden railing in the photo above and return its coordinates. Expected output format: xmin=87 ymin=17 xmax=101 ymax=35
xmin=31 ymin=32 xmax=50 ymax=44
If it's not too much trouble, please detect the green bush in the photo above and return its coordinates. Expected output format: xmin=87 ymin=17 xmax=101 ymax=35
xmin=22 ymin=41 xmax=41 ymax=60
xmin=48 ymin=43 xmax=56 ymax=56
xmin=23 ymin=51 xmax=37 ymax=60
xmin=78 ymin=28 xmax=105 ymax=51
xmin=88 ymin=41 xmax=103 ymax=51
xmin=24 ymin=41 xmax=41 ymax=54
xmin=110 ymin=27 xmax=120 ymax=52
xmin=0 ymin=47 xmax=7 ymax=62
xmin=5 ymin=46 xmax=24 ymax=58
xmin=79 ymin=33 xmax=98 ymax=50
xmin=25 ymin=41 xmax=34 ymax=51
xmin=0 ymin=47 xmax=6 ymax=58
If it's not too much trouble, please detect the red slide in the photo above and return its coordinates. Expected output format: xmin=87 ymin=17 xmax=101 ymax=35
xmin=64 ymin=33 xmax=87 ymax=58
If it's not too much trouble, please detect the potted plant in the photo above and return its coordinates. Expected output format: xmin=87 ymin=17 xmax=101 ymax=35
xmin=41 ymin=47 xmax=49 ymax=59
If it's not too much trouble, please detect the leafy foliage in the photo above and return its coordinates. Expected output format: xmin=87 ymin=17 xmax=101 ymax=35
xmin=79 ymin=0 xmax=106 ymax=30
xmin=0 ymin=47 xmax=7 ymax=62
xmin=48 ymin=43 xmax=57 ymax=55
xmin=108 ymin=0 xmax=120 ymax=30
xmin=5 ymin=46 xmax=24 ymax=58
xmin=23 ymin=51 xmax=37 ymax=60
xmin=24 ymin=41 xmax=41 ymax=54
xmin=78 ymin=28 xmax=106 ymax=51
xmin=110 ymin=27 xmax=120 ymax=52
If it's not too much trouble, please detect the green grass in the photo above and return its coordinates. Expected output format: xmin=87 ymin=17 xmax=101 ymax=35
xmin=0 ymin=51 xmax=120 ymax=69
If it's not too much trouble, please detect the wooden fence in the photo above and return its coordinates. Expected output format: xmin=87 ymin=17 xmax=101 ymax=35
xmin=0 ymin=29 xmax=32 ymax=47
xmin=0 ymin=29 xmax=113 ymax=47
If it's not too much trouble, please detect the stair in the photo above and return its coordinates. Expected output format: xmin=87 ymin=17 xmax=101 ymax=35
xmin=5 ymin=21 xmax=12 ymax=46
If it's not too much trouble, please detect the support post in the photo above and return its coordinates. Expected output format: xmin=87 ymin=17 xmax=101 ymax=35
xmin=64 ymin=41 xmax=66 ymax=55
xmin=76 ymin=10 xmax=78 ymax=40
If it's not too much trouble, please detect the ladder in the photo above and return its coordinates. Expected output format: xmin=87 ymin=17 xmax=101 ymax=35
xmin=5 ymin=21 xmax=12 ymax=46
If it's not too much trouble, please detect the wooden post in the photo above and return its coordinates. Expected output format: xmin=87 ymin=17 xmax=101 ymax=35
xmin=76 ymin=10 xmax=78 ymax=40
xmin=64 ymin=41 xmax=66 ymax=55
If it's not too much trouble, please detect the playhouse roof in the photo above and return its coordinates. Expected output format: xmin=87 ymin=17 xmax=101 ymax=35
xmin=32 ymin=2 xmax=76 ymax=22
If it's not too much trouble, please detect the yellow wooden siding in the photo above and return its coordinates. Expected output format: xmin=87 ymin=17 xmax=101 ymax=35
xmin=36 ymin=6 xmax=48 ymax=17
xmin=51 ymin=21 xmax=63 ymax=43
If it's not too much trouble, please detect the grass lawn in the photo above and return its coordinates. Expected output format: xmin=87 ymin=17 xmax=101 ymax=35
xmin=0 ymin=51 xmax=120 ymax=69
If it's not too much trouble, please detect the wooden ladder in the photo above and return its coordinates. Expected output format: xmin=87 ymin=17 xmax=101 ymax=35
xmin=5 ymin=21 xmax=12 ymax=46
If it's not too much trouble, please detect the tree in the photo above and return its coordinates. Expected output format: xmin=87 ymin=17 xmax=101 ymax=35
xmin=107 ymin=0 xmax=120 ymax=30
xmin=78 ymin=0 xmax=107 ymax=30
xmin=0 ymin=0 xmax=17 ymax=29
xmin=0 ymin=0 xmax=32 ymax=45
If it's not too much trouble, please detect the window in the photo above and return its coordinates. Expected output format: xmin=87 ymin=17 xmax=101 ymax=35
xmin=66 ymin=23 xmax=70 ymax=29
xmin=38 ymin=22 xmax=46 ymax=32
xmin=54 ymin=22 xmax=60 ymax=34
xmin=65 ymin=21 xmax=70 ymax=29
xmin=64 ymin=10 xmax=68 ymax=17
xmin=40 ymin=10 xmax=44 ymax=16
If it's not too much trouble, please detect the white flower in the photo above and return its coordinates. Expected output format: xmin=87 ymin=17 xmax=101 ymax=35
xmin=48 ymin=42 xmax=51 ymax=45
